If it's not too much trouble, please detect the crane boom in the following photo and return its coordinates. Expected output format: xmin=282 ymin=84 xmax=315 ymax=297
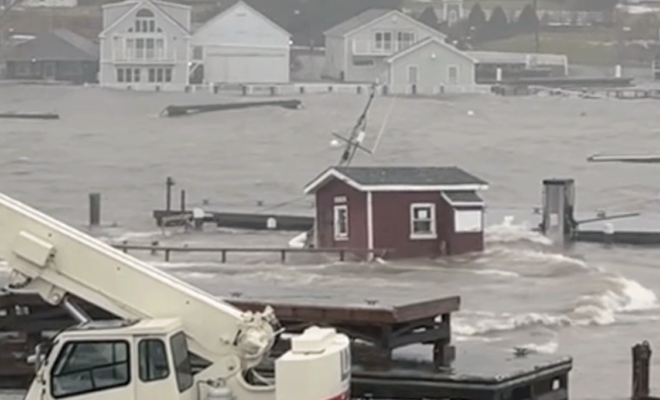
xmin=0 ymin=191 xmax=351 ymax=400
xmin=0 ymin=192 xmax=273 ymax=370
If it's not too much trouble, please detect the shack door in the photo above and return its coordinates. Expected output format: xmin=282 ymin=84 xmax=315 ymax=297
xmin=317 ymin=209 xmax=333 ymax=248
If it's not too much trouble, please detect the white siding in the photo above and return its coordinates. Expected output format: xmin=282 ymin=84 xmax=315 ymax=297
xmin=388 ymin=40 xmax=477 ymax=94
xmin=99 ymin=0 xmax=191 ymax=91
xmin=343 ymin=11 xmax=445 ymax=82
xmin=321 ymin=35 xmax=345 ymax=80
xmin=192 ymin=1 xmax=290 ymax=84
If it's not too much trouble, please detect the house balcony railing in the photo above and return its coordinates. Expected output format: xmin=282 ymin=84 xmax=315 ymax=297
xmin=114 ymin=49 xmax=177 ymax=63
xmin=351 ymin=39 xmax=416 ymax=56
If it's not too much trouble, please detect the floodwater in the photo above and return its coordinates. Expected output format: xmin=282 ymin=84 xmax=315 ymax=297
xmin=2 ymin=84 xmax=660 ymax=400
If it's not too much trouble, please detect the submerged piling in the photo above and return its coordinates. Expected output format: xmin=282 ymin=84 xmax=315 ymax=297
xmin=632 ymin=341 xmax=652 ymax=400
xmin=540 ymin=179 xmax=576 ymax=245
xmin=89 ymin=193 xmax=101 ymax=226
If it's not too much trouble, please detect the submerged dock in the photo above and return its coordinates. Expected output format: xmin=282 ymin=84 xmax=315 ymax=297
xmin=161 ymin=99 xmax=302 ymax=117
xmin=486 ymin=178 xmax=660 ymax=246
xmin=0 ymin=112 xmax=59 ymax=120
xmin=0 ymin=292 xmax=571 ymax=400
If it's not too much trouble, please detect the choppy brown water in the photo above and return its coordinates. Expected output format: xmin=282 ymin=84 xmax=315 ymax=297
xmin=2 ymin=84 xmax=660 ymax=400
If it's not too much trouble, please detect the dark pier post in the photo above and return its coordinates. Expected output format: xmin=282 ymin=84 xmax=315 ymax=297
xmin=541 ymin=178 xmax=576 ymax=245
xmin=632 ymin=341 xmax=652 ymax=400
xmin=165 ymin=177 xmax=175 ymax=212
xmin=180 ymin=190 xmax=186 ymax=212
xmin=89 ymin=193 xmax=101 ymax=227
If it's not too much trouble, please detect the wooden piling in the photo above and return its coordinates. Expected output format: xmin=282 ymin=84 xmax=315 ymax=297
xmin=632 ymin=341 xmax=652 ymax=400
xmin=88 ymin=193 xmax=101 ymax=226
xmin=165 ymin=177 xmax=175 ymax=211
xmin=180 ymin=190 xmax=186 ymax=212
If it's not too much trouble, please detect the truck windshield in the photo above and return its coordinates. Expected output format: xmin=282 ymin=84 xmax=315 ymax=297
xmin=169 ymin=332 xmax=193 ymax=392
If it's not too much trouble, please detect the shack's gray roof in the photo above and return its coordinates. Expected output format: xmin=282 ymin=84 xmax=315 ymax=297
xmin=442 ymin=191 xmax=484 ymax=204
xmin=3 ymin=29 xmax=99 ymax=62
xmin=304 ymin=166 xmax=488 ymax=194
xmin=324 ymin=9 xmax=394 ymax=37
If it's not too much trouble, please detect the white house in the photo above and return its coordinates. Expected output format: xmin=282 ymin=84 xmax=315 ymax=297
xmin=191 ymin=0 xmax=291 ymax=84
xmin=322 ymin=8 xmax=479 ymax=93
xmin=386 ymin=36 xmax=478 ymax=94
xmin=99 ymin=0 xmax=191 ymax=91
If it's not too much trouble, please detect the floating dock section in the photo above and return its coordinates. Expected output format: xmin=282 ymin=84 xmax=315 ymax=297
xmin=0 ymin=292 xmax=572 ymax=400
xmin=161 ymin=99 xmax=302 ymax=117
xmin=0 ymin=112 xmax=59 ymax=120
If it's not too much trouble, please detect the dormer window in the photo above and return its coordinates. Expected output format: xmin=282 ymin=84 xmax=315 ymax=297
xmin=135 ymin=8 xmax=156 ymax=33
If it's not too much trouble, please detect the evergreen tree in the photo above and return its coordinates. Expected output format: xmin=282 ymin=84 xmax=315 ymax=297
xmin=516 ymin=4 xmax=539 ymax=33
xmin=467 ymin=3 xmax=487 ymax=30
xmin=418 ymin=6 xmax=439 ymax=28
xmin=487 ymin=6 xmax=509 ymax=38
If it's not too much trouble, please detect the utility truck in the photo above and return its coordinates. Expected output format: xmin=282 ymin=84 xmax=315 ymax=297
xmin=0 ymin=192 xmax=351 ymax=400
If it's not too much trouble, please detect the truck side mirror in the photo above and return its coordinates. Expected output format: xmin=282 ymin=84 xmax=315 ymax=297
xmin=27 ymin=342 xmax=51 ymax=374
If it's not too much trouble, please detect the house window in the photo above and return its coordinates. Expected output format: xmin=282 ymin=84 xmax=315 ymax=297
xmin=136 ymin=38 xmax=145 ymax=59
xmin=374 ymin=32 xmax=382 ymax=50
xmin=134 ymin=68 xmax=141 ymax=82
xmin=373 ymin=31 xmax=392 ymax=51
xmin=148 ymin=68 xmax=173 ymax=83
xmin=126 ymin=68 xmax=133 ymax=82
xmin=135 ymin=8 xmax=156 ymax=33
xmin=333 ymin=204 xmax=349 ymax=240
xmin=126 ymin=39 xmax=135 ymax=59
xmin=116 ymin=68 xmax=125 ymax=82
xmin=455 ymin=209 xmax=483 ymax=232
xmin=448 ymin=65 xmax=459 ymax=84
xmin=397 ymin=31 xmax=415 ymax=50
xmin=50 ymin=340 xmax=130 ymax=398
xmin=383 ymin=32 xmax=392 ymax=50
xmin=146 ymin=38 xmax=155 ymax=59
xmin=138 ymin=339 xmax=169 ymax=382
xmin=410 ymin=203 xmax=436 ymax=239
xmin=156 ymin=39 xmax=165 ymax=59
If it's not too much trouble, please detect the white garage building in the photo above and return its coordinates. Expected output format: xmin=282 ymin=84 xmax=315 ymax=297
xmin=191 ymin=0 xmax=291 ymax=84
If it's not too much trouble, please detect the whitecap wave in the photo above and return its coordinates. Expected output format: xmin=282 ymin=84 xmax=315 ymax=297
xmin=485 ymin=216 xmax=552 ymax=246
xmin=453 ymin=274 xmax=658 ymax=336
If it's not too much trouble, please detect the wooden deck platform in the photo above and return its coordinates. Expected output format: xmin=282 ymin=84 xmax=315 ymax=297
xmin=152 ymin=209 xmax=314 ymax=232
xmin=487 ymin=207 xmax=660 ymax=245
xmin=0 ymin=292 xmax=572 ymax=400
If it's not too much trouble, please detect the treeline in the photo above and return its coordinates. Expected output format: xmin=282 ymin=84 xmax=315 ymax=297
xmin=417 ymin=3 xmax=540 ymax=43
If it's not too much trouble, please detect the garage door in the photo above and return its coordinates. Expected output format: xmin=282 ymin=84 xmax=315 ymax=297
xmin=206 ymin=52 xmax=288 ymax=84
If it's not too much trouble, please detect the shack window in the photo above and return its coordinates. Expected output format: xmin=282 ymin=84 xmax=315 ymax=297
xmin=333 ymin=204 xmax=349 ymax=240
xmin=410 ymin=203 xmax=436 ymax=239
xmin=50 ymin=341 xmax=130 ymax=398
xmin=139 ymin=339 xmax=169 ymax=382
xmin=170 ymin=332 xmax=193 ymax=392
xmin=454 ymin=209 xmax=482 ymax=232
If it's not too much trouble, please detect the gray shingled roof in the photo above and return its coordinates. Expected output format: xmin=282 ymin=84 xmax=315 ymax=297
xmin=442 ymin=191 xmax=483 ymax=203
xmin=324 ymin=9 xmax=394 ymax=37
xmin=4 ymin=29 xmax=98 ymax=62
xmin=334 ymin=166 xmax=487 ymax=186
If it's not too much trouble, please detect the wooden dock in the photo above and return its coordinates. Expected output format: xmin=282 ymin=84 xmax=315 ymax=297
xmin=152 ymin=209 xmax=315 ymax=231
xmin=111 ymin=243 xmax=391 ymax=262
xmin=0 ymin=292 xmax=572 ymax=400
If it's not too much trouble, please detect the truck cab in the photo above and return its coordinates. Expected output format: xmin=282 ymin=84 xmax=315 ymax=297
xmin=29 ymin=318 xmax=195 ymax=400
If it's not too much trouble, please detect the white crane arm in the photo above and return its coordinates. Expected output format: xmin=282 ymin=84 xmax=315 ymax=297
xmin=0 ymin=192 xmax=277 ymax=374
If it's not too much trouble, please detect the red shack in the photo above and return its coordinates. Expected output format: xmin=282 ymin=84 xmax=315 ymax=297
xmin=303 ymin=166 xmax=489 ymax=260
